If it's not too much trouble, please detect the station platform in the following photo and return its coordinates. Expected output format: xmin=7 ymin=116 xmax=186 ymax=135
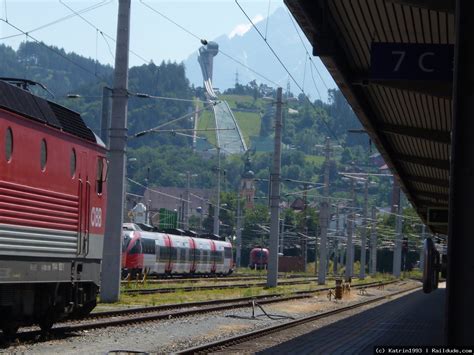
xmin=259 ymin=286 xmax=446 ymax=354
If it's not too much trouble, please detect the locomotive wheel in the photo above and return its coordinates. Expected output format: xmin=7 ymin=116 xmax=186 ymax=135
xmin=2 ymin=325 xmax=18 ymax=339
xmin=39 ymin=315 xmax=54 ymax=333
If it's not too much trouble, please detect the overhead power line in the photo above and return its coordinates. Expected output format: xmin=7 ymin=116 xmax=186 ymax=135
xmin=234 ymin=0 xmax=341 ymax=144
xmin=285 ymin=7 xmax=329 ymax=91
xmin=129 ymin=91 xmax=208 ymax=103
xmin=0 ymin=0 xmax=111 ymax=40
xmin=139 ymin=0 xmax=279 ymax=87
xmin=59 ymin=0 xmax=150 ymax=64
xmin=0 ymin=18 xmax=106 ymax=81
xmin=130 ymin=101 xmax=217 ymax=138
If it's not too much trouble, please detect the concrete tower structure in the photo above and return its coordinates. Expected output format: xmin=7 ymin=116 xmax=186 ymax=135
xmin=197 ymin=41 xmax=247 ymax=155
xmin=197 ymin=41 xmax=219 ymax=99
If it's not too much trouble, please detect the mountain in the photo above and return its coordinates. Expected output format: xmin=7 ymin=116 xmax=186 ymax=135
xmin=183 ymin=7 xmax=336 ymax=102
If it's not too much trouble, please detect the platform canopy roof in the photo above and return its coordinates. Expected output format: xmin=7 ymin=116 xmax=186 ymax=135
xmin=285 ymin=0 xmax=454 ymax=234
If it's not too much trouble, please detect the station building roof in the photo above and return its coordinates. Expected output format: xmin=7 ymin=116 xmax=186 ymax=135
xmin=285 ymin=0 xmax=454 ymax=234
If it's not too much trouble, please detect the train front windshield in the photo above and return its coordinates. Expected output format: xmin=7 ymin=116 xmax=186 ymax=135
xmin=128 ymin=239 xmax=142 ymax=255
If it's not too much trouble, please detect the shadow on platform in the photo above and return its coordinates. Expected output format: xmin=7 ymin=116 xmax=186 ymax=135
xmin=259 ymin=287 xmax=446 ymax=355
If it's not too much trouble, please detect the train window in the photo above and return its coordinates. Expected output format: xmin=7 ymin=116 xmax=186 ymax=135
xmin=170 ymin=247 xmax=178 ymax=261
xmin=162 ymin=246 xmax=170 ymax=261
xmin=142 ymin=239 xmax=155 ymax=255
xmin=70 ymin=148 xmax=76 ymax=178
xmin=40 ymin=139 xmax=47 ymax=171
xmin=217 ymin=251 xmax=224 ymax=264
xmin=224 ymin=247 xmax=232 ymax=259
xmin=96 ymin=158 xmax=104 ymax=195
xmin=5 ymin=127 xmax=13 ymax=162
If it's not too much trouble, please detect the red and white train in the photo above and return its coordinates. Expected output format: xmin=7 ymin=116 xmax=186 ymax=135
xmin=249 ymin=247 xmax=269 ymax=270
xmin=122 ymin=225 xmax=233 ymax=277
xmin=0 ymin=78 xmax=107 ymax=336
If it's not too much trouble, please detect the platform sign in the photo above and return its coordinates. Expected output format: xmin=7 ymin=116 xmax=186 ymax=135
xmin=370 ymin=43 xmax=454 ymax=81
xmin=427 ymin=207 xmax=449 ymax=226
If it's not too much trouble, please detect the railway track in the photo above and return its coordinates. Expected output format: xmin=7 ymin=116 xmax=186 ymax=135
xmin=122 ymin=278 xmax=337 ymax=295
xmin=6 ymin=280 xmax=397 ymax=344
xmin=176 ymin=284 xmax=421 ymax=354
xmin=122 ymin=274 xmax=334 ymax=284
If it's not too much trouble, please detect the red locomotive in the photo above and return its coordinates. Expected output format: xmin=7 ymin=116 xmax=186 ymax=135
xmin=0 ymin=78 xmax=107 ymax=336
xmin=122 ymin=225 xmax=233 ymax=277
xmin=249 ymin=247 xmax=269 ymax=270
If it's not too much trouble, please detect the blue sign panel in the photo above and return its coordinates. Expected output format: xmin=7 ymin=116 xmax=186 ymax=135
xmin=370 ymin=43 xmax=454 ymax=81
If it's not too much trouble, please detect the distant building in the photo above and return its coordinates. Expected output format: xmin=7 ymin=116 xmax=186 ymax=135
xmin=369 ymin=152 xmax=385 ymax=167
xmin=143 ymin=186 xmax=213 ymax=224
xmin=290 ymin=197 xmax=306 ymax=211
xmin=379 ymin=164 xmax=390 ymax=174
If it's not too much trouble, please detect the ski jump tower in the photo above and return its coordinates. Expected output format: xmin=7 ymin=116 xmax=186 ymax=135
xmin=197 ymin=42 xmax=247 ymax=155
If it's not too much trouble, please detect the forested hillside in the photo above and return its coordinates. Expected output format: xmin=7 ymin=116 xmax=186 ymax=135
xmin=0 ymin=42 xmax=389 ymax=204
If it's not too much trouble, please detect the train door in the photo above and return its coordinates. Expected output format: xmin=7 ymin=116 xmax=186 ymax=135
xmin=77 ymin=151 xmax=91 ymax=256
xmin=163 ymin=234 xmax=172 ymax=273
xmin=210 ymin=240 xmax=216 ymax=273
xmin=189 ymin=238 xmax=196 ymax=273
xmin=155 ymin=234 xmax=167 ymax=274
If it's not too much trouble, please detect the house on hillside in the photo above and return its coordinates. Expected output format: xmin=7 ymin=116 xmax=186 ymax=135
xmin=143 ymin=186 xmax=213 ymax=223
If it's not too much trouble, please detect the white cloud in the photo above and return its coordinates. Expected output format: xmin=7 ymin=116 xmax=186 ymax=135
xmin=228 ymin=14 xmax=264 ymax=39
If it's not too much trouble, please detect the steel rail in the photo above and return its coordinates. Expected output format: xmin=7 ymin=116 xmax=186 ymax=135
xmin=9 ymin=280 xmax=399 ymax=344
xmin=177 ymin=284 xmax=421 ymax=354
xmin=121 ymin=278 xmax=341 ymax=295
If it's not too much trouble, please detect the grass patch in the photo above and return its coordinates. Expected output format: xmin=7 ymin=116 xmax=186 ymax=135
xmin=196 ymin=108 xmax=216 ymax=146
xmin=98 ymin=273 xmax=396 ymax=310
xmin=233 ymin=111 xmax=261 ymax=147
xmin=221 ymin=95 xmax=257 ymax=108
xmin=305 ymin=155 xmax=325 ymax=167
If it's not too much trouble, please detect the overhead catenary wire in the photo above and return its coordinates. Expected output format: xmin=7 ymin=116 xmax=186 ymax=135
xmin=0 ymin=0 xmax=111 ymax=40
xmin=59 ymin=0 xmax=150 ymax=64
xmin=130 ymin=101 xmax=217 ymax=138
xmin=100 ymin=30 xmax=115 ymax=61
xmin=285 ymin=7 xmax=329 ymax=91
xmin=234 ymin=0 xmax=341 ymax=144
xmin=3 ymin=0 xmax=7 ymax=22
xmin=308 ymin=56 xmax=323 ymax=101
xmin=189 ymin=192 xmax=233 ymax=213
xmin=129 ymin=91 xmax=208 ymax=104
xmin=127 ymin=178 xmax=191 ymax=203
xmin=0 ymin=18 xmax=106 ymax=81
xmin=139 ymin=0 xmax=279 ymax=87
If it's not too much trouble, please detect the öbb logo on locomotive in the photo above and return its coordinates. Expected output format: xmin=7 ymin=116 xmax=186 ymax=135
xmin=90 ymin=207 xmax=103 ymax=228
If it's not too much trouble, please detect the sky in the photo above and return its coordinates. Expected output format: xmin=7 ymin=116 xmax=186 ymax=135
xmin=0 ymin=0 xmax=336 ymax=101
xmin=0 ymin=0 xmax=285 ymax=66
